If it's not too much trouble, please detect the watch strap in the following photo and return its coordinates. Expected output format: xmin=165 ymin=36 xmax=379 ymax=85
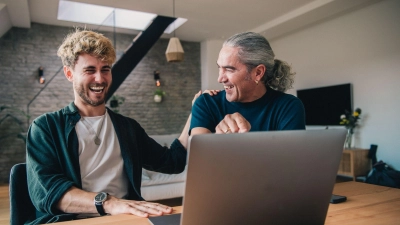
xmin=94 ymin=192 xmax=108 ymax=216
xmin=95 ymin=201 xmax=107 ymax=216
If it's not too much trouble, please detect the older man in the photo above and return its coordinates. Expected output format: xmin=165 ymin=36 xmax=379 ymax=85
xmin=190 ymin=32 xmax=305 ymax=135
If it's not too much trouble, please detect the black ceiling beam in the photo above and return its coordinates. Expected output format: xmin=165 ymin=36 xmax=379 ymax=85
xmin=107 ymin=15 xmax=176 ymax=101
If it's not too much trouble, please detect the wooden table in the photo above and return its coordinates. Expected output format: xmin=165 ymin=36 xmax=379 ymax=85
xmin=2 ymin=182 xmax=400 ymax=225
xmin=53 ymin=182 xmax=400 ymax=225
xmin=326 ymin=181 xmax=400 ymax=224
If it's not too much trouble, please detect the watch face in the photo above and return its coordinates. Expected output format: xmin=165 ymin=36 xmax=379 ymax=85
xmin=95 ymin=192 xmax=107 ymax=202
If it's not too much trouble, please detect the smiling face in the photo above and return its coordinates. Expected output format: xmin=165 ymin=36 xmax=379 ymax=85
xmin=64 ymin=53 xmax=112 ymax=110
xmin=217 ymin=46 xmax=265 ymax=103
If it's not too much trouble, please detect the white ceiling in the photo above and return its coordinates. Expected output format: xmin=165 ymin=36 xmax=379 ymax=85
xmin=0 ymin=0 xmax=382 ymax=42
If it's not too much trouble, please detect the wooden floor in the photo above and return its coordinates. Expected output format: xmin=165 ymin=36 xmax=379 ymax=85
xmin=0 ymin=176 xmax=355 ymax=225
xmin=0 ymin=185 xmax=9 ymax=225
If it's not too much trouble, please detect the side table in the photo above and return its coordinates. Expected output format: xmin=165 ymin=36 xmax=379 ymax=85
xmin=337 ymin=148 xmax=371 ymax=181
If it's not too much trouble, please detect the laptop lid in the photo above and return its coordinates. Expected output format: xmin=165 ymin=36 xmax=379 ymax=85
xmin=180 ymin=129 xmax=346 ymax=225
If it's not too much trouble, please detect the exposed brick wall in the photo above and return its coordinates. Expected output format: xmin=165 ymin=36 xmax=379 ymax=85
xmin=0 ymin=23 xmax=201 ymax=183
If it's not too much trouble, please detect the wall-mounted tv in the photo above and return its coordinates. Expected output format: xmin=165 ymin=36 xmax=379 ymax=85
xmin=296 ymin=83 xmax=353 ymax=126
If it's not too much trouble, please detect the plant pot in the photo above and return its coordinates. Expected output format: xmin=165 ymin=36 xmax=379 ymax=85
xmin=154 ymin=95 xmax=162 ymax=103
xmin=110 ymin=99 xmax=119 ymax=108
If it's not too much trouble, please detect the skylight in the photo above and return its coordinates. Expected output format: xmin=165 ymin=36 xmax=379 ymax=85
xmin=57 ymin=0 xmax=187 ymax=33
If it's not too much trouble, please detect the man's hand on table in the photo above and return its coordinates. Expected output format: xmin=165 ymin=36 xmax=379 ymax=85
xmin=104 ymin=196 xmax=173 ymax=217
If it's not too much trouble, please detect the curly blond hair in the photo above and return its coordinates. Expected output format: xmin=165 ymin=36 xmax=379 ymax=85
xmin=57 ymin=28 xmax=116 ymax=68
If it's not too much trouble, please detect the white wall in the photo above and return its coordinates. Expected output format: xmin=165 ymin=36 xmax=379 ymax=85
xmin=0 ymin=4 xmax=12 ymax=38
xmin=271 ymin=0 xmax=400 ymax=169
xmin=200 ymin=0 xmax=400 ymax=169
xmin=200 ymin=39 xmax=224 ymax=90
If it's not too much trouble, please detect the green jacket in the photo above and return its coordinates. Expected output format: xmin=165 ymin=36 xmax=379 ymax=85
xmin=26 ymin=102 xmax=187 ymax=224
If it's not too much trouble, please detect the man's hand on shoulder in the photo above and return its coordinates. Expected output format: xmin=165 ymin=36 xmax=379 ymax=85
xmin=202 ymin=89 xmax=220 ymax=96
xmin=192 ymin=89 xmax=220 ymax=106
xmin=215 ymin=112 xmax=251 ymax=134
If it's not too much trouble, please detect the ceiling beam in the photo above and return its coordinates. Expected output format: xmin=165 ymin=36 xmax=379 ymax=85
xmin=0 ymin=0 xmax=30 ymax=28
xmin=252 ymin=0 xmax=382 ymax=40
xmin=107 ymin=15 xmax=176 ymax=101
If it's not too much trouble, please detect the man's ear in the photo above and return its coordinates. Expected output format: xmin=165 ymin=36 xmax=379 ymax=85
xmin=254 ymin=64 xmax=266 ymax=80
xmin=64 ymin=66 xmax=73 ymax=82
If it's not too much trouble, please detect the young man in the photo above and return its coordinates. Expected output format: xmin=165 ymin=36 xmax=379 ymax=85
xmin=26 ymin=30 xmax=191 ymax=224
xmin=190 ymin=32 xmax=306 ymax=135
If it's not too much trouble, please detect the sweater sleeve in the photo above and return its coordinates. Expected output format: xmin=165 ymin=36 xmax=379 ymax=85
xmin=140 ymin=132 xmax=187 ymax=174
xmin=190 ymin=94 xmax=219 ymax=133
xmin=111 ymin=113 xmax=187 ymax=175
xmin=26 ymin=116 xmax=76 ymax=215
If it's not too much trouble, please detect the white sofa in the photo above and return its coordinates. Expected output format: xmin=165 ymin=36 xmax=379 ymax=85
xmin=141 ymin=134 xmax=187 ymax=201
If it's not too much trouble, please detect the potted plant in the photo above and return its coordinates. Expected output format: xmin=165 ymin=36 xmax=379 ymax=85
xmin=340 ymin=108 xmax=362 ymax=148
xmin=154 ymin=89 xmax=166 ymax=103
xmin=0 ymin=105 xmax=31 ymax=143
xmin=109 ymin=95 xmax=125 ymax=113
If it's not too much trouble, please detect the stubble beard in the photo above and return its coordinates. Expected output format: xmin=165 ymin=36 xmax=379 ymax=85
xmin=75 ymin=83 xmax=107 ymax=107
xmin=225 ymin=88 xmax=237 ymax=102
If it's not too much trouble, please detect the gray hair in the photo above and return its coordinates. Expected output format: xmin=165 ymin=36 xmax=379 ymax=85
xmin=223 ymin=32 xmax=295 ymax=92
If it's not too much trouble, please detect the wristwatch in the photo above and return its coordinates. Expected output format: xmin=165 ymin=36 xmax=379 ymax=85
xmin=94 ymin=192 xmax=108 ymax=216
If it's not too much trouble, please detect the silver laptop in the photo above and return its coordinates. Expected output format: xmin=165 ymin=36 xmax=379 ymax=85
xmin=149 ymin=129 xmax=346 ymax=225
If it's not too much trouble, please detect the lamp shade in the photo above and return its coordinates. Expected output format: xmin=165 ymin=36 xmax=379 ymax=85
xmin=165 ymin=37 xmax=184 ymax=62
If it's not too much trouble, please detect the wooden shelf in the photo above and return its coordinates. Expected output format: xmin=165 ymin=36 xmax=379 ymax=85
xmin=338 ymin=148 xmax=371 ymax=181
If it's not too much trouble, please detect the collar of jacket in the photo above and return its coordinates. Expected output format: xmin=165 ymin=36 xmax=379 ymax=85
xmin=63 ymin=102 xmax=82 ymax=132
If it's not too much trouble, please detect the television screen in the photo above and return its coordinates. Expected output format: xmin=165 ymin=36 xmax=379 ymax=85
xmin=296 ymin=83 xmax=352 ymax=126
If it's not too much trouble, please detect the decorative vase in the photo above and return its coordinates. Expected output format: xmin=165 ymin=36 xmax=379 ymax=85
xmin=345 ymin=129 xmax=353 ymax=149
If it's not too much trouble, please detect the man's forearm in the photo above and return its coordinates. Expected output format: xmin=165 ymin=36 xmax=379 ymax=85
xmin=57 ymin=186 xmax=174 ymax=217
xmin=57 ymin=186 xmax=98 ymax=214
xmin=190 ymin=127 xmax=212 ymax=136
xmin=178 ymin=113 xmax=192 ymax=149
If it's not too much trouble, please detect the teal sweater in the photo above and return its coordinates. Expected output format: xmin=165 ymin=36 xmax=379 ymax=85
xmin=26 ymin=102 xmax=187 ymax=224
xmin=190 ymin=88 xmax=306 ymax=133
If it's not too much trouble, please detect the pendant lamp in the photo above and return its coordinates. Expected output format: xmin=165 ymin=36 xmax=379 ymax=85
xmin=166 ymin=0 xmax=184 ymax=62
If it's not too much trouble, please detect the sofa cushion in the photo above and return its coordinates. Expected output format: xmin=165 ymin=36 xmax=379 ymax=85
xmin=141 ymin=169 xmax=151 ymax=180
xmin=141 ymin=166 xmax=187 ymax=186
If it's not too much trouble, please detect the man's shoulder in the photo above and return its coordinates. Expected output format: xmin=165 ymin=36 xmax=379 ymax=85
xmin=198 ymin=91 xmax=225 ymax=104
xmin=33 ymin=104 xmax=74 ymax=123
xmin=107 ymin=108 xmax=140 ymax=125
xmin=268 ymin=89 xmax=299 ymax=101
xmin=264 ymin=89 xmax=304 ymax=111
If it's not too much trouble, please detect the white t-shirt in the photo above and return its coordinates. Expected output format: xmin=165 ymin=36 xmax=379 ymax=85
xmin=75 ymin=111 xmax=128 ymax=198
